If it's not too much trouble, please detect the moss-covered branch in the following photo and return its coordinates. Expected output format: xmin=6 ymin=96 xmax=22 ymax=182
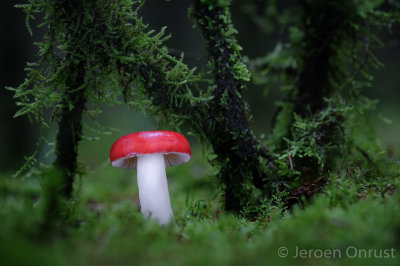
xmin=189 ymin=0 xmax=272 ymax=211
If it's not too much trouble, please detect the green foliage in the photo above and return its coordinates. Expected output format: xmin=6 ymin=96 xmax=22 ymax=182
xmin=9 ymin=0 xmax=180 ymax=128
xmin=245 ymin=0 xmax=400 ymax=196
xmin=0 ymin=150 xmax=399 ymax=265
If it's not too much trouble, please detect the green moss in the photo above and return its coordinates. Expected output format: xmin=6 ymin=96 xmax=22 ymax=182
xmin=0 ymin=151 xmax=399 ymax=265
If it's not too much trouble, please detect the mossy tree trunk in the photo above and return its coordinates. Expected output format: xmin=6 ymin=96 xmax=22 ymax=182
xmin=191 ymin=1 xmax=271 ymax=211
xmin=51 ymin=1 xmax=88 ymax=200
xmin=47 ymin=1 xmax=88 ymax=223
xmin=53 ymin=62 xmax=86 ymax=198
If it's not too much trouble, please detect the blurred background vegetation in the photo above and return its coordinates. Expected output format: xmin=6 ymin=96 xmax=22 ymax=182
xmin=1 ymin=0 xmax=400 ymax=265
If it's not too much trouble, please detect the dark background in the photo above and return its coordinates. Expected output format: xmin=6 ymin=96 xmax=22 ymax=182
xmin=1 ymin=0 xmax=399 ymax=174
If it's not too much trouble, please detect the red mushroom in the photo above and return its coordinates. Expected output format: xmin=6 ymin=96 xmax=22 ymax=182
xmin=110 ymin=131 xmax=191 ymax=225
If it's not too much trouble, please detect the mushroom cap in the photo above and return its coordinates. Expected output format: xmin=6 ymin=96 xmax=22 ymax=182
xmin=110 ymin=130 xmax=191 ymax=169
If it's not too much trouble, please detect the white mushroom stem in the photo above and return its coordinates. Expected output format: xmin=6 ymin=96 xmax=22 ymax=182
xmin=136 ymin=154 xmax=174 ymax=225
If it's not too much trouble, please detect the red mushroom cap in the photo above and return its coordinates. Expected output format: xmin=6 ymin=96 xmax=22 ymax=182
xmin=110 ymin=130 xmax=191 ymax=169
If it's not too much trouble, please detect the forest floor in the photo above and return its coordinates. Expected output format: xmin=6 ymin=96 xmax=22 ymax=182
xmin=1 ymin=149 xmax=400 ymax=266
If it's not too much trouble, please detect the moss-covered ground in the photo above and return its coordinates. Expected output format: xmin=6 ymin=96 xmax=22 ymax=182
xmin=1 ymin=146 xmax=399 ymax=266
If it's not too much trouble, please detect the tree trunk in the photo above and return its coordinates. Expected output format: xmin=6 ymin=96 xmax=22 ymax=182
xmin=53 ymin=62 xmax=86 ymax=198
